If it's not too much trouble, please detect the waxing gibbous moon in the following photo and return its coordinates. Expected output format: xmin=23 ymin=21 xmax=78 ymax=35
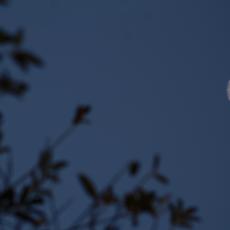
xmin=227 ymin=80 xmax=230 ymax=101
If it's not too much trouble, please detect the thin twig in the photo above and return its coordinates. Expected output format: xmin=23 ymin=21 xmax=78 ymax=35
xmin=12 ymin=125 xmax=76 ymax=187
xmin=50 ymin=125 xmax=75 ymax=150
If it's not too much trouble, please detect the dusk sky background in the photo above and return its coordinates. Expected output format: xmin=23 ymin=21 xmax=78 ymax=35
xmin=0 ymin=0 xmax=230 ymax=229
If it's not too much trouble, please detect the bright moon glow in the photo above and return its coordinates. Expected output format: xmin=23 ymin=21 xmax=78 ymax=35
xmin=227 ymin=80 xmax=230 ymax=101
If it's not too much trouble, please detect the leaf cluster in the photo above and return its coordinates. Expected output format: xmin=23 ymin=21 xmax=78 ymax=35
xmin=0 ymin=2 xmax=201 ymax=230
xmin=74 ymin=155 xmax=200 ymax=230
xmin=0 ymin=27 xmax=43 ymax=99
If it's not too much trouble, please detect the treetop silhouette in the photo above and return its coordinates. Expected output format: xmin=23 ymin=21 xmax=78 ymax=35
xmin=0 ymin=1 xmax=200 ymax=229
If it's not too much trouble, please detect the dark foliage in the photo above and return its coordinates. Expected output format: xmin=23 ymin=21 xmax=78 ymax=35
xmin=0 ymin=29 xmax=23 ymax=46
xmin=0 ymin=73 xmax=28 ymax=97
xmin=0 ymin=2 xmax=201 ymax=230
xmin=0 ymin=0 xmax=8 ymax=6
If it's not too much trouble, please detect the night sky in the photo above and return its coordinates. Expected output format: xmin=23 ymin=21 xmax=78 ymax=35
xmin=1 ymin=0 xmax=230 ymax=229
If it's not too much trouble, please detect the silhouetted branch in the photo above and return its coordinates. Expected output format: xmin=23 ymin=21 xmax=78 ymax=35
xmin=0 ymin=2 xmax=201 ymax=230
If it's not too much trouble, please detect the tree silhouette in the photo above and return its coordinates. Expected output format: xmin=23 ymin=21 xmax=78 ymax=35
xmin=0 ymin=1 xmax=200 ymax=230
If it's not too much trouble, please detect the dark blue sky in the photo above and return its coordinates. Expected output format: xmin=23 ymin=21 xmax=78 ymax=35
xmin=1 ymin=0 xmax=230 ymax=229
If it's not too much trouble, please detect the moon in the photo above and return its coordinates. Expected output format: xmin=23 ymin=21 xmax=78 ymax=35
xmin=227 ymin=80 xmax=230 ymax=101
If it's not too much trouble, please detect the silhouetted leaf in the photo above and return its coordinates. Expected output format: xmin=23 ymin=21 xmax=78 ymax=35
xmin=0 ymin=187 xmax=14 ymax=201
xmin=124 ymin=188 xmax=156 ymax=218
xmin=38 ymin=149 xmax=52 ymax=172
xmin=73 ymin=105 xmax=91 ymax=125
xmin=128 ymin=161 xmax=140 ymax=176
xmin=11 ymin=49 xmax=43 ymax=71
xmin=0 ymin=29 xmax=23 ymax=45
xmin=51 ymin=161 xmax=68 ymax=170
xmin=124 ymin=188 xmax=158 ymax=227
xmin=0 ymin=187 xmax=15 ymax=209
xmin=0 ymin=73 xmax=28 ymax=97
xmin=100 ymin=186 xmax=118 ymax=205
xmin=154 ymin=173 xmax=169 ymax=185
xmin=169 ymin=199 xmax=200 ymax=228
xmin=78 ymin=174 xmax=98 ymax=199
